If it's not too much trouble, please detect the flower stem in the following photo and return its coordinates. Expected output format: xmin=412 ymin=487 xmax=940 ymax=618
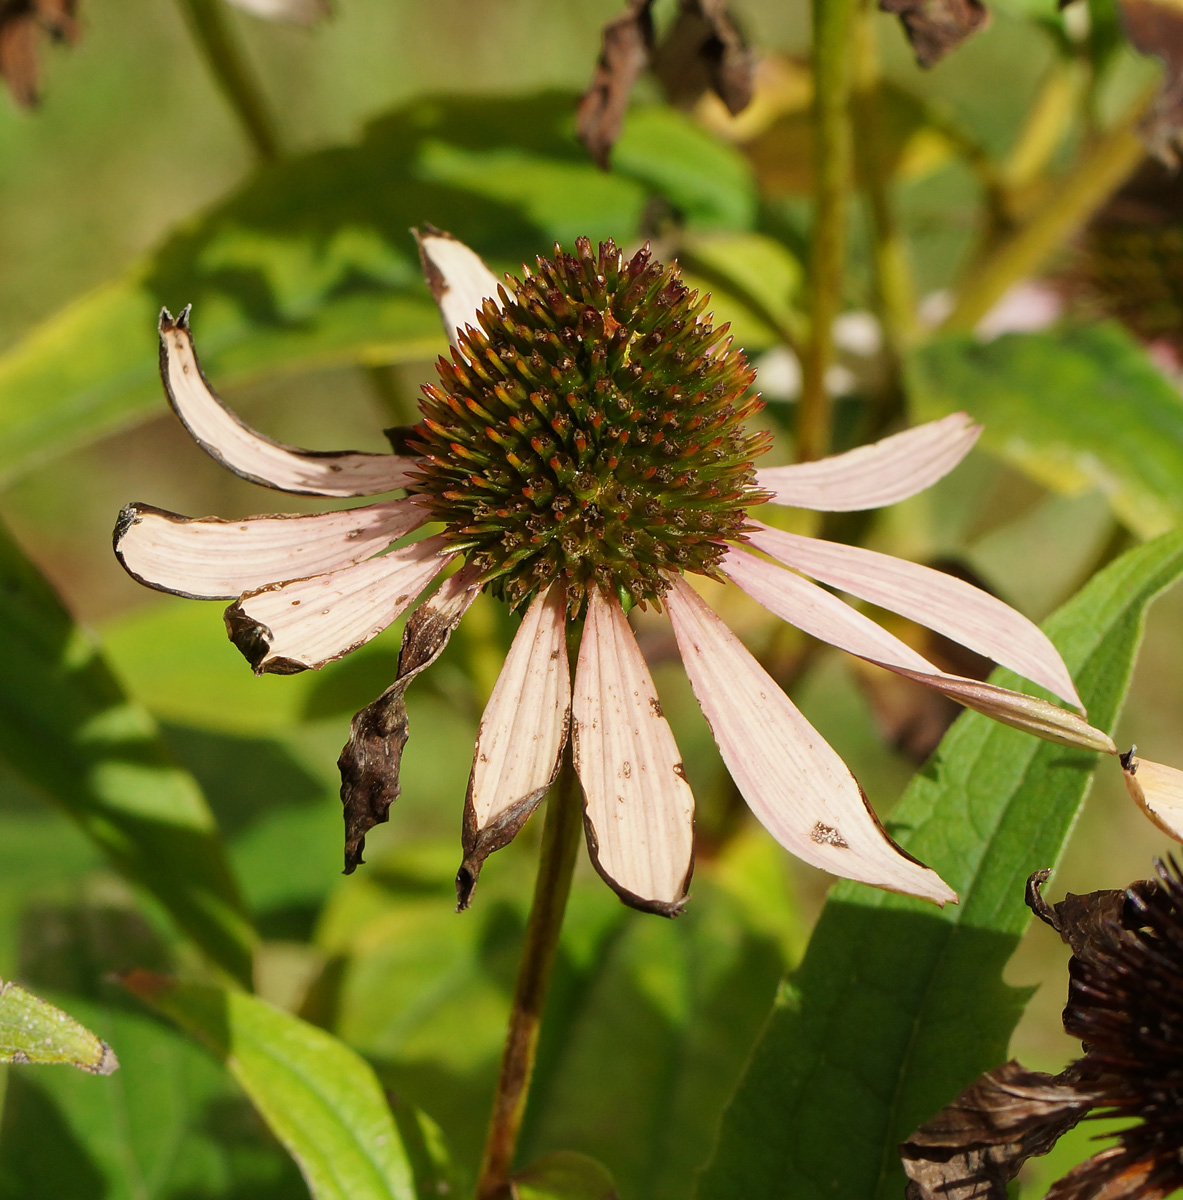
xmin=940 ymin=90 xmax=1152 ymax=332
xmin=799 ymin=0 xmax=857 ymax=462
xmin=474 ymin=749 xmax=582 ymax=1200
xmin=176 ymin=0 xmax=281 ymax=162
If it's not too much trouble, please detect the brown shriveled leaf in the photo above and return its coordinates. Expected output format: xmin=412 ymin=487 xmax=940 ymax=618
xmin=1026 ymin=867 xmax=1160 ymax=965
xmin=878 ymin=0 xmax=990 ymax=69
xmin=339 ymin=566 xmax=480 ymax=872
xmin=0 ymin=0 xmax=78 ymax=107
xmin=900 ymin=1061 xmax=1094 ymax=1200
xmin=575 ymin=0 xmax=655 ymax=169
xmin=651 ymin=0 xmax=753 ymax=115
xmin=576 ymin=0 xmax=753 ymax=166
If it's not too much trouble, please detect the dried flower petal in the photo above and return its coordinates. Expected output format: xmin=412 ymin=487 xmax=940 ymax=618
xmin=1122 ymin=750 xmax=1183 ymax=843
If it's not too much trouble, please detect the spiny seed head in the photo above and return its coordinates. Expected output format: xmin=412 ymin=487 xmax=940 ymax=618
xmin=1062 ymin=859 xmax=1183 ymax=1197
xmin=408 ymin=237 xmax=771 ymax=613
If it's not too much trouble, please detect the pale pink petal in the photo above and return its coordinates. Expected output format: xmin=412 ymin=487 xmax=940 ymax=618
xmin=664 ymin=575 xmax=956 ymax=905
xmin=224 ymin=534 xmax=453 ymax=674
xmin=1122 ymin=752 xmax=1183 ymax=842
xmin=458 ymin=582 xmax=572 ymax=908
xmin=415 ymin=229 xmax=503 ymax=345
xmin=746 ymin=521 xmax=1083 ymax=710
xmin=160 ymin=309 xmax=416 ymax=496
xmin=725 ymin=548 xmax=1110 ymax=753
xmin=572 ymin=588 xmax=695 ymax=915
xmin=225 ymin=0 xmax=328 ymax=23
xmin=721 ymin=547 xmax=938 ymax=672
xmin=114 ymin=498 xmax=427 ymax=600
xmin=755 ymin=413 xmax=981 ymax=511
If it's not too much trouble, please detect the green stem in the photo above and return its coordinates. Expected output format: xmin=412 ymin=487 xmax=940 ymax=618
xmin=474 ymin=750 xmax=582 ymax=1200
xmin=851 ymin=6 xmax=914 ymax=431
xmin=941 ymin=93 xmax=1152 ymax=333
xmin=799 ymin=0 xmax=857 ymax=462
xmin=176 ymin=0 xmax=281 ymax=162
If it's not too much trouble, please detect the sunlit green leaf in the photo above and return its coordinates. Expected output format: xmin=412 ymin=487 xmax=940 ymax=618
xmin=125 ymin=972 xmax=423 ymax=1200
xmin=0 ymin=982 xmax=117 ymax=1075
xmin=697 ymin=530 xmax=1183 ymax=1200
xmin=512 ymin=1150 xmax=619 ymax=1200
xmin=0 ymin=94 xmax=755 ymax=483
xmin=909 ymin=323 xmax=1183 ymax=537
xmin=0 ymin=521 xmax=256 ymax=987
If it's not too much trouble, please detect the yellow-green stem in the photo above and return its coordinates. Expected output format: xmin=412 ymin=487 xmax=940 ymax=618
xmin=941 ymin=94 xmax=1152 ymax=332
xmin=799 ymin=0 xmax=857 ymax=462
xmin=177 ymin=0 xmax=281 ymax=162
xmin=474 ymin=751 xmax=582 ymax=1200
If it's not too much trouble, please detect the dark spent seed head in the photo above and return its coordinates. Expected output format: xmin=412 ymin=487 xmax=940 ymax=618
xmin=407 ymin=237 xmax=771 ymax=614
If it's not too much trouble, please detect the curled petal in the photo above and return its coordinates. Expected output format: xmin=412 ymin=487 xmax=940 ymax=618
xmin=664 ymin=574 xmax=956 ymax=905
xmin=726 ymin=549 xmax=1111 ymax=754
xmin=113 ymin=498 xmax=427 ymax=600
xmin=339 ymin=564 xmax=482 ymax=872
xmin=458 ymin=582 xmax=572 ymax=909
xmin=572 ymin=588 xmax=695 ymax=915
xmin=414 ymin=228 xmax=502 ymax=345
xmin=159 ymin=309 xmax=417 ymax=496
xmin=755 ymin=413 xmax=981 ymax=511
xmin=224 ymin=535 xmax=453 ymax=674
xmin=746 ymin=521 xmax=1083 ymax=710
xmin=1122 ymin=752 xmax=1183 ymax=843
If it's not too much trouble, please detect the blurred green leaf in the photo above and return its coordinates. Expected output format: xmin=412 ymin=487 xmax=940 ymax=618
xmin=0 ymin=981 xmax=117 ymax=1075
xmin=125 ymin=972 xmax=424 ymax=1200
xmin=511 ymin=1150 xmax=619 ymax=1200
xmin=697 ymin=530 xmax=1183 ymax=1200
xmin=0 ymin=521 xmax=256 ymax=987
xmin=0 ymin=93 xmax=755 ymax=483
xmin=909 ymin=323 xmax=1183 ymax=537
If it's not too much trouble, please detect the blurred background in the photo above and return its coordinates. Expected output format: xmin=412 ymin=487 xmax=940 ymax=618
xmin=1 ymin=1 xmax=1181 ymax=1196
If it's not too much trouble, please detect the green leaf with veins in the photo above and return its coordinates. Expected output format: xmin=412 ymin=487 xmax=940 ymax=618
xmin=697 ymin=530 xmax=1183 ymax=1200
xmin=909 ymin=323 xmax=1183 ymax=537
xmin=0 ymin=520 xmax=255 ymax=987
xmin=0 ymin=95 xmax=757 ymax=484
xmin=0 ymin=981 xmax=117 ymax=1074
xmin=125 ymin=973 xmax=428 ymax=1200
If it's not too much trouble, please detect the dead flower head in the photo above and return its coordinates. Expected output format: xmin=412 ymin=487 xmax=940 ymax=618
xmin=115 ymin=231 xmax=1117 ymax=916
xmin=903 ymin=860 xmax=1183 ymax=1200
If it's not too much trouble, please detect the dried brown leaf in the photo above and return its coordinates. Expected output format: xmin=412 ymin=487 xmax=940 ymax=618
xmin=0 ymin=0 xmax=78 ymax=107
xmin=879 ymin=0 xmax=990 ymax=69
xmin=576 ymin=0 xmax=655 ymax=169
xmin=651 ymin=0 xmax=753 ymax=115
xmin=1119 ymin=0 xmax=1183 ymax=164
xmin=900 ymin=1061 xmax=1094 ymax=1200
xmin=338 ymin=567 xmax=479 ymax=872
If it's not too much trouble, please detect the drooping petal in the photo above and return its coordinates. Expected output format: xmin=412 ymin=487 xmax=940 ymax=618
xmin=755 ymin=413 xmax=981 ymax=511
xmin=746 ymin=521 xmax=1083 ymax=710
xmin=340 ymin=563 xmax=482 ymax=872
xmin=159 ymin=309 xmax=417 ymax=496
xmin=1122 ymin=751 xmax=1183 ymax=843
xmin=664 ymin=574 xmax=956 ymax=905
xmin=457 ymin=582 xmax=572 ymax=908
xmin=572 ymin=587 xmax=695 ymax=915
xmin=224 ymin=534 xmax=453 ymax=675
xmin=113 ymin=498 xmax=427 ymax=600
xmin=725 ymin=548 xmax=1112 ymax=754
xmin=414 ymin=228 xmax=502 ymax=345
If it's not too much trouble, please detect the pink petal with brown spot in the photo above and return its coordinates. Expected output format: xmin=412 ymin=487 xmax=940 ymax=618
xmin=224 ymin=534 xmax=452 ymax=675
xmin=755 ymin=413 xmax=980 ymax=511
xmin=746 ymin=521 xmax=1083 ymax=710
xmin=159 ymin=309 xmax=417 ymax=497
xmin=415 ymin=229 xmax=503 ymax=345
xmin=459 ymin=582 xmax=572 ymax=906
xmin=572 ymin=588 xmax=694 ymax=915
xmin=664 ymin=574 xmax=956 ymax=905
xmin=114 ymin=498 xmax=427 ymax=600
